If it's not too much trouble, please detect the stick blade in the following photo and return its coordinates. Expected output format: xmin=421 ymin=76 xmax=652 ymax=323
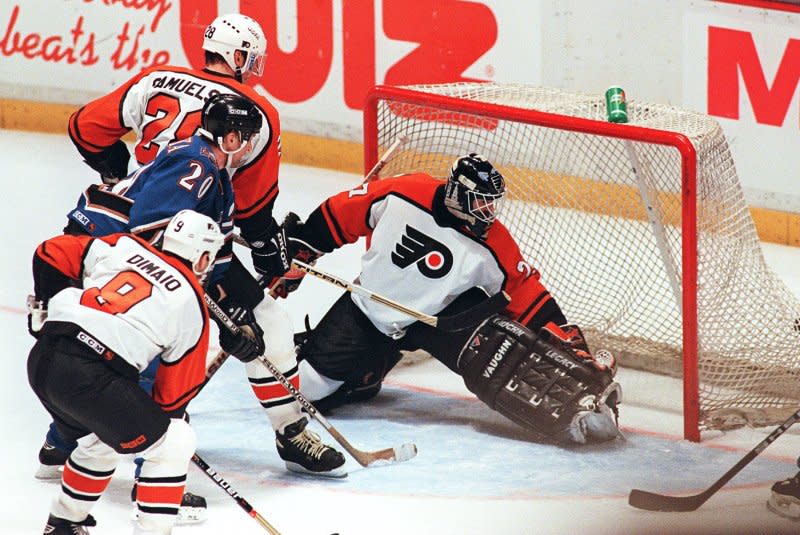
xmin=628 ymin=489 xmax=704 ymax=512
xmin=362 ymin=442 xmax=418 ymax=467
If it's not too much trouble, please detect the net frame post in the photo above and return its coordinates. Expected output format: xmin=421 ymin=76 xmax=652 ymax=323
xmin=363 ymin=84 xmax=701 ymax=441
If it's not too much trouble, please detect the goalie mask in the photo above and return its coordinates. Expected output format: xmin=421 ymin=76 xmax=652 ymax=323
xmin=162 ymin=210 xmax=225 ymax=281
xmin=203 ymin=13 xmax=267 ymax=82
xmin=199 ymin=93 xmax=263 ymax=168
xmin=444 ymin=153 xmax=506 ymax=237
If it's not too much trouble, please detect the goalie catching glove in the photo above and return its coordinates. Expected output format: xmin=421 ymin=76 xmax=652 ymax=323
xmin=457 ymin=315 xmax=621 ymax=444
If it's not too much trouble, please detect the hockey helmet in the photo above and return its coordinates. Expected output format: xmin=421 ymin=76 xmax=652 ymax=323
xmin=444 ymin=153 xmax=506 ymax=236
xmin=203 ymin=13 xmax=267 ymax=81
xmin=162 ymin=210 xmax=225 ymax=279
xmin=199 ymin=93 xmax=263 ymax=146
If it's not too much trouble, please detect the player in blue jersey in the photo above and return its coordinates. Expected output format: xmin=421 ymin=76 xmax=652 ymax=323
xmin=33 ymin=93 xmax=345 ymax=522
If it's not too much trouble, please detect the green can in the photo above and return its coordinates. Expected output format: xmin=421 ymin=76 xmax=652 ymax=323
xmin=605 ymin=86 xmax=628 ymax=123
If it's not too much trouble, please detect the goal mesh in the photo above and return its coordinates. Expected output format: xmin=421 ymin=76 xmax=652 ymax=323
xmin=364 ymin=82 xmax=800 ymax=438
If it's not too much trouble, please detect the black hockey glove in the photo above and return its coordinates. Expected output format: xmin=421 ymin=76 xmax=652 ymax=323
xmin=250 ymin=222 xmax=291 ymax=278
xmin=77 ymin=140 xmax=131 ymax=185
xmin=266 ymin=212 xmax=325 ymax=299
xmin=217 ymin=299 xmax=265 ymax=363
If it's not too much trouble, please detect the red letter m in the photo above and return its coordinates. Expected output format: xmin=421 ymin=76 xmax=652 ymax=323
xmin=708 ymin=26 xmax=800 ymax=127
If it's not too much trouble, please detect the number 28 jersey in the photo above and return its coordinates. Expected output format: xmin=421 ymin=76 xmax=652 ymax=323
xmin=36 ymin=232 xmax=210 ymax=411
xmin=68 ymin=65 xmax=281 ymax=221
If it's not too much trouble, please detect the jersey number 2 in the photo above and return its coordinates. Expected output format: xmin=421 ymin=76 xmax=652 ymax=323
xmin=137 ymin=94 xmax=202 ymax=164
xmin=80 ymin=271 xmax=154 ymax=314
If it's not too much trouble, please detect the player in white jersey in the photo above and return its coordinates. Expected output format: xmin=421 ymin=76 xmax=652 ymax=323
xmin=58 ymin=12 xmax=345 ymax=480
xmin=27 ymin=211 xmax=226 ymax=535
xmin=285 ymin=154 xmax=622 ymax=444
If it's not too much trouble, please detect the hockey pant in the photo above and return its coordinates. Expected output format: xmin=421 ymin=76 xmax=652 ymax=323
xmin=297 ymin=289 xmax=504 ymax=407
xmin=28 ymin=333 xmax=193 ymax=533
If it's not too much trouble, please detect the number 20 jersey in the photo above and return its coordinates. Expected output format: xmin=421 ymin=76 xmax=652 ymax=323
xmin=68 ymin=65 xmax=281 ymax=221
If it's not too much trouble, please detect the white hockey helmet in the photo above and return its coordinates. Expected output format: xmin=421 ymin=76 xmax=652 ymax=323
xmin=203 ymin=13 xmax=267 ymax=81
xmin=162 ymin=210 xmax=225 ymax=279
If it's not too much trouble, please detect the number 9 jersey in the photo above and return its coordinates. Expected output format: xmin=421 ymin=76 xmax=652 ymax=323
xmin=33 ymin=232 xmax=211 ymax=413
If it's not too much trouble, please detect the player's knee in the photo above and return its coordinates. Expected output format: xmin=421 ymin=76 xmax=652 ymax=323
xmin=141 ymin=418 xmax=195 ymax=468
xmin=253 ymin=297 xmax=296 ymax=361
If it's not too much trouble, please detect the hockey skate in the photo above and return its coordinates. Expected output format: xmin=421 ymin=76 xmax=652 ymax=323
xmin=35 ymin=440 xmax=68 ymax=480
xmin=767 ymin=470 xmax=800 ymax=520
xmin=42 ymin=513 xmax=96 ymax=535
xmin=131 ymin=484 xmax=208 ymax=524
xmin=275 ymin=417 xmax=346 ymax=478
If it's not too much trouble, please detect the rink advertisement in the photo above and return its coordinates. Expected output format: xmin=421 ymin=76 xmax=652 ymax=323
xmin=0 ymin=1 xmax=798 ymax=216
xmin=684 ymin=3 xmax=800 ymax=213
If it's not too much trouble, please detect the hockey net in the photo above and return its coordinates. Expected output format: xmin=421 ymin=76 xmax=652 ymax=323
xmin=363 ymin=82 xmax=800 ymax=441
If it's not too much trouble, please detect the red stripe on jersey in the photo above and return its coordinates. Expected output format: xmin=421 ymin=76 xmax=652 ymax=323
xmin=518 ymin=293 xmax=552 ymax=326
xmin=250 ymin=375 xmax=300 ymax=402
xmin=135 ymin=483 xmax=185 ymax=506
xmin=62 ymin=463 xmax=113 ymax=495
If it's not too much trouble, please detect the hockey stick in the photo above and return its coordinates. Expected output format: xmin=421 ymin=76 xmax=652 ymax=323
xmin=242 ymin=136 xmax=408 ymax=298
xmin=361 ymin=134 xmax=408 ymax=184
xmin=203 ymin=294 xmax=418 ymax=468
xmin=191 ymin=452 xmax=284 ymax=535
xmin=292 ymin=259 xmax=511 ymax=331
xmin=628 ymin=407 xmax=800 ymax=512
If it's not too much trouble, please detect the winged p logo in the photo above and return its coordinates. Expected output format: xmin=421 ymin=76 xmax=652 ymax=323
xmin=391 ymin=225 xmax=453 ymax=279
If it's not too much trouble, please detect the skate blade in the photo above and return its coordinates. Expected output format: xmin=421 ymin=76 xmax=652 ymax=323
xmin=285 ymin=461 xmax=348 ymax=479
xmin=176 ymin=506 xmax=208 ymax=525
xmin=767 ymin=498 xmax=800 ymax=521
xmin=132 ymin=507 xmax=208 ymax=525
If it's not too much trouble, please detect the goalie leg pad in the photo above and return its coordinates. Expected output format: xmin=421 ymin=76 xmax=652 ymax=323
xmin=458 ymin=315 xmax=621 ymax=443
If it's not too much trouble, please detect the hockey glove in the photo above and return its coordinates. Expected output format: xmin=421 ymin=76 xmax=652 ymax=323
xmin=26 ymin=295 xmax=47 ymax=338
xmin=78 ymin=140 xmax=131 ymax=185
xmin=250 ymin=223 xmax=291 ymax=278
xmin=266 ymin=212 xmax=325 ymax=299
xmin=217 ymin=298 xmax=265 ymax=363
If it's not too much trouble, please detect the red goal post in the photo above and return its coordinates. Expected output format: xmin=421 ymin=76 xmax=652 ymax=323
xmin=363 ymin=82 xmax=800 ymax=442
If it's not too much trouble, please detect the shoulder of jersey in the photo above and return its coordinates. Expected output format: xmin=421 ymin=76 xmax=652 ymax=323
xmin=373 ymin=173 xmax=441 ymax=206
xmin=485 ymin=220 xmax=520 ymax=254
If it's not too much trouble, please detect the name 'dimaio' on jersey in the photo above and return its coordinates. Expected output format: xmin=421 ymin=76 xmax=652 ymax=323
xmin=127 ymin=254 xmax=183 ymax=291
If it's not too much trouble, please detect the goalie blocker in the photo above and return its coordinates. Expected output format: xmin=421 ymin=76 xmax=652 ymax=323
xmin=457 ymin=315 xmax=622 ymax=444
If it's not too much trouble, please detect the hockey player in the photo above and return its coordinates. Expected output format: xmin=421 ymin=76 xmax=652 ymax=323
xmin=28 ymin=210 xmax=229 ymax=535
xmin=286 ymin=153 xmax=622 ymax=444
xmin=37 ymin=92 xmax=343 ymax=509
xmin=62 ymin=12 xmax=342 ymax=477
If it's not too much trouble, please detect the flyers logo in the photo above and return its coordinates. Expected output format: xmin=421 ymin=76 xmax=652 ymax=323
xmin=391 ymin=225 xmax=453 ymax=279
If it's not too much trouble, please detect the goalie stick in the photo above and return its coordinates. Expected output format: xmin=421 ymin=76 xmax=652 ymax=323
xmin=203 ymin=293 xmax=418 ymax=468
xmin=291 ymin=259 xmax=511 ymax=331
xmin=628 ymin=407 xmax=800 ymax=512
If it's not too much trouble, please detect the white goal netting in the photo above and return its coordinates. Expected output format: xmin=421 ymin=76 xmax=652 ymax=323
xmin=365 ymin=82 xmax=800 ymax=435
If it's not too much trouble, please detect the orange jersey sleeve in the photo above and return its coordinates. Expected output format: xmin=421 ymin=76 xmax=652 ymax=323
xmin=35 ymin=234 xmax=95 ymax=280
xmin=133 ymin=236 xmax=212 ymax=413
xmin=485 ymin=225 xmax=564 ymax=330
xmin=310 ymin=173 xmax=439 ymax=249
